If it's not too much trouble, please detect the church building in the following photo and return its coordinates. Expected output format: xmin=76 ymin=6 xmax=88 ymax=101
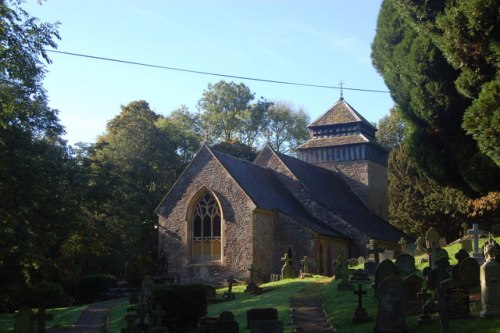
xmin=155 ymin=98 xmax=408 ymax=284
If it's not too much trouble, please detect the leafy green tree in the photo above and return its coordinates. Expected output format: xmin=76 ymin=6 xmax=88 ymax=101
xmin=372 ymin=0 xmax=500 ymax=195
xmin=211 ymin=140 xmax=257 ymax=162
xmin=264 ymin=101 xmax=309 ymax=154
xmin=388 ymin=144 xmax=469 ymax=238
xmin=198 ymin=81 xmax=255 ymax=143
xmin=156 ymin=106 xmax=202 ymax=166
xmin=88 ymin=101 xmax=183 ymax=283
xmin=376 ymin=106 xmax=405 ymax=151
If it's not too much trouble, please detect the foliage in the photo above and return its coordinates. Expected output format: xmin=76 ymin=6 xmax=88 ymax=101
xmin=211 ymin=140 xmax=257 ymax=162
xmin=372 ymin=0 xmax=500 ymax=195
xmin=265 ymin=101 xmax=310 ymax=155
xmin=198 ymin=81 xmax=255 ymax=143
xmin=148 ymin=284 xmax=209 ymax=331
xmin=75 ymin=274 xmax=117 ymax=304
xmin=375 ymin=106 xmax=405 ymax=151
xmin=31 ymin=280 xmax=68 ymax=308
xmin=469 ymin=192 xmax=500 ymax=231
xmin=388 ymin=144 xmax=470 ymax=238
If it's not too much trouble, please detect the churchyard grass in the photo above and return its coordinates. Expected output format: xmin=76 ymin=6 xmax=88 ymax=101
xmin=106 ymin=298 xmax=129 ymax=332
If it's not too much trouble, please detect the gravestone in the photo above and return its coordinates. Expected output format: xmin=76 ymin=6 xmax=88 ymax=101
xmin=136 ymin=302 xmax=148 ymax=332
xmin=246 ymin=308 xmax=278 ymax=329
xmin=415 ymin=236 xmax=426 ymax=256
xmin=458 ymin=257 xmax=480 ymax=287
xmin=352 ymin=283 xmax=369 ymax=323
xmin=438 ymin=237 xmax=447 ymax=248
xmin=396 ymin=254 xmax=416 ymax=278
xmin=367 ymin=239 xmax=385 ymax=267
xmin=358 ymin=256 xmax=366 ymax=265
xmin=249 ymin=320 xmax=283 ymax=333
xmin=149 ymin=304 xmax=167 ymax=333
xmin=460 ymin=239 xmax=472 ymax=252
xmin=248 ymin=265 xmax=259 ymax=284
xmin=374 ymin=260 xmax=398 ymax=297
xmin=379 ymin=250 xmax=394 ymax=262
xmin=140 ymin=275 xmax=154 ymax=302
xmin=213 ymin=311 xmax=239 ymax=333
xmin=374 ymin=275 xmax=406 ymax=333
xmin=122 ymin=313 xmax=138 ymax=333
xmin=425 ymin=227 xmax=440 ymax=269
xmin=480 ymin=244 xmax=500 ymax=318
xmin=14 ymin=307 xmax=34 ymax=333
xmin=403 ymin=274 xmax=423 ymax=316
xmin=300 ymin=256 xmax=311 ymax=277
xmin=416 ymin=288 xmax=432 ymax=325
xmin=442 ymin=278 xmax=469 ymax=319
xmin=350 ymin=269 xmax=370 ymax=283
xmin=467 ymin=223 xmax=485 ymax=264
xmin=280 ymin=253 xmax=294 ymax=279
xmin=31 ymin=306 xmax=53 ymax=333
xmin=405 ymin=243 xmax=416 ymax=256
xmin=451 ymin=249 xmax=470 ymax=280
xmin=223 ymin=276 xmax=237 ymax=300
xmin=399 ymin=237 xmax=407 ymax=254
xmin=336 ymin=256 xmax=353 ymax=291
xmin=483 ymin=234 xmax=500 ymax=265
xmin=364 ymin=262 xmax=376 ymax=276
xmin=426 ymin=257 xmax=450 ymax=291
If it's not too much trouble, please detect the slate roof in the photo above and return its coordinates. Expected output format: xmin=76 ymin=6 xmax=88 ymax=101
xmin=273 ymin=150 xmax=409 ymax=243
xmin=298 ymin=134 xmax=370 ymax=148
xmin=211 ymin=149 xmax=348 ymax=239
xmin=309 ymin=98 xmax=376 ymax=129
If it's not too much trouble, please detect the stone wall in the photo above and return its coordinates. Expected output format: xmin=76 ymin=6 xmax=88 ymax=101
xmin=157 ymin=147 xmax=255 ymax=285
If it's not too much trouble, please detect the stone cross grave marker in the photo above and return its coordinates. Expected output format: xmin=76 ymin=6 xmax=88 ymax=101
xmin=425 ymin=227 xmax=440 ymax=269
xmin=480 ymin=244 xmax=500 ymax=318
xmin=398 ymin=237 xmax=407 ymax=254
xmin=467 ymin=223 xmax=484 ymax=264
xmin=14 ymin=307 xmax=34 ymax=333
xmin=300 ymin=256 xmax=310 ymax=274
xmin=223 ymin=275 xmax=237 ymax=300
xmin=367 ymin=239 xmax=385 ymax=267
xmin=280 ymin=253 xmax=294 ymax=279
xmin=31 ymin=306 xmax=53 ymax=333
xmin=374 ymin=275 xmax=406 ymax=333
xmin=352 ymin=283 xmax=369 ymax=323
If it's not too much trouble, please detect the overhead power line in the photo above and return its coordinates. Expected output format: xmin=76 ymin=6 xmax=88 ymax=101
xmin=46 ymin=49 xmax=390 ymax=94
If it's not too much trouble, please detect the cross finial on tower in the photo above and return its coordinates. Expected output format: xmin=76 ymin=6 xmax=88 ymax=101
xmin=339 ymin=80 xmax=345 ymax=99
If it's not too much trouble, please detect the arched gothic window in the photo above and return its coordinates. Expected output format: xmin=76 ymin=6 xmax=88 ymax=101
xmin=191 ymin=192 xmax=221 ymax=261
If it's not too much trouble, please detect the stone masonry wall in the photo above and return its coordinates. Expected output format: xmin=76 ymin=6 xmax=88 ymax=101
xmin=157 ymin=147 xmax=255 ymax=285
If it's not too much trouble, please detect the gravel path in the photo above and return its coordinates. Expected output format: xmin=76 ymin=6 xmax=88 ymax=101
xmin=48 ymin=298 xmax=125 ymax=333
xmin=290 ymin=281 xmax=336 ymax=333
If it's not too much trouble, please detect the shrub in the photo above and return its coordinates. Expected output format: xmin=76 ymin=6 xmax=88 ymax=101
xmin=31 ymin=280 xmax=68 ymax=308
xmin=148 ymin=284 xmax=209 ymax=331
xmin=75 ymin=274 xmax=117 ymax=304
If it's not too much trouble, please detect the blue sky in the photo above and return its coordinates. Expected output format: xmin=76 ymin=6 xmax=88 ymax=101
xmin=25 ymin=0 xmax=394 ymax=145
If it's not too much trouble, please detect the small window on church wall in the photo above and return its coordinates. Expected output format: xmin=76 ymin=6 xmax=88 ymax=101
xmin=191 ymin=192 xmax=222 ymax=261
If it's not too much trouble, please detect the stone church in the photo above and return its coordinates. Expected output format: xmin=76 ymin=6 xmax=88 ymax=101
xmin=155 ymin=97 xmax=408 ymax=284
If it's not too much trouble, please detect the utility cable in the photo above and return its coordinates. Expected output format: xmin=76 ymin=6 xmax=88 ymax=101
xmin=46 ymin=49 xmax=390 ymax=94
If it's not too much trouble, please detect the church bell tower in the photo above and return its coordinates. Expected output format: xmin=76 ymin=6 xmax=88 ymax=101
xmin=297 ymin=97 xmax=389 ymax=220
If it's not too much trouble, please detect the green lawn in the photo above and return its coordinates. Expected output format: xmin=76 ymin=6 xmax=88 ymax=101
xmin=2 ymin=237 xmax=500 ymax=333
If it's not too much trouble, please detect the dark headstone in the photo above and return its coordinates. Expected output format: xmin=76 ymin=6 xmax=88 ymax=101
xmin=249 ymin=320 xmax=283 ymax=333
xmin=350 ymin=269 xmax=370 ymax=283
xmin=416 ymin=288 xmax=432 ymax=325
xmin=15 ymin=307 xmax=34 ymax=333
xmin=442 ymin=278 xmax=469 ymax=319
xmin=459 ymin=257 xmax=480 ymax=288
xmin=223 ymin=276 xmax=236 ymax=300
xmin=213 ymin=311 xmax=239 ymax=333
xmin=426 ymin=261 xmax=450 ymax=292
xmin=374 ymin=259 xmax=398 ymax=297
xmin=367 ymin=239 xmax=385 ymax=266
xmin=199 ymin=317 xmax=218 ymax=333
xmin=374 ymin=275 xmax=406 ymax=333
xmin=396 ymin=254 xmax=416 ymax=278
xmin=403 ymin=274 xmax=423 ymax=316
xmin=247 ymin=308 xmax=278 ymax=329
xmin=364 ymin=262 xmax=376 ymax=276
